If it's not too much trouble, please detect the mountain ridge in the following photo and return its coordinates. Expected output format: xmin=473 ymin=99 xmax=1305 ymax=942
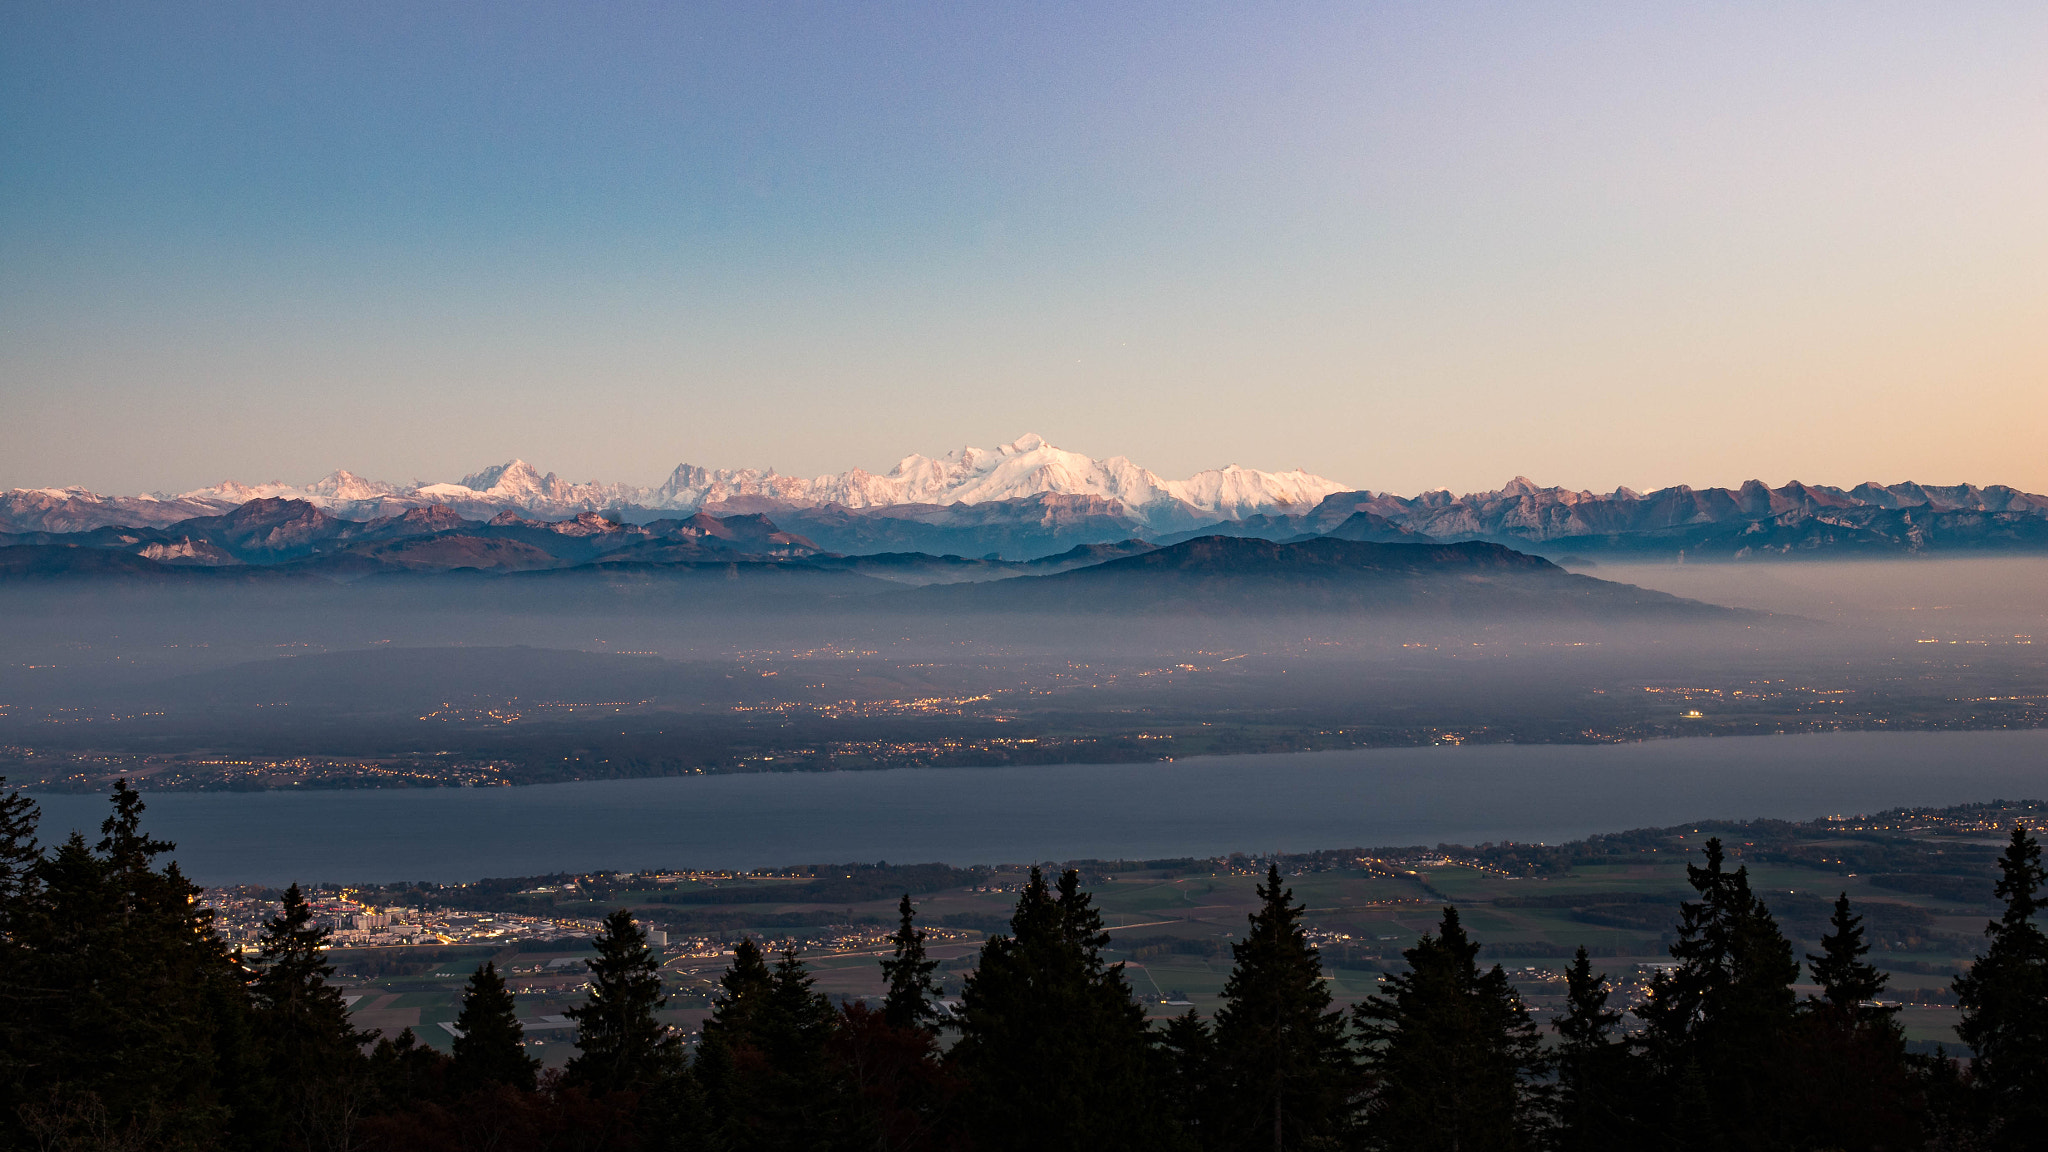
xmin=7 ymin=436 xmax=2048 ymax=560
xmin=0 ymin=434 xmax=1347 ymax=532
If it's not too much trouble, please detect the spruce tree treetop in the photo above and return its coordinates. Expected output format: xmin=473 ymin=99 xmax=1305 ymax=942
xmin=0 ymin=776 xmax=41 ymax=927
xmin=1639 ymin=836 xmax=1798 ymax=1049
xmin=706 ymin=936 xmax=774 ymax=1038
xmin=1953 ymin=823 xmax=2048 ymax=1137
xmin=565 ymin=908 xmax=681 ymax=1092
xmin=97 ymin=778 xmax=173 ymax=880
xmin=1551 ymin=945 xmax=1633 ymax=1148
xmin=1557 ymin=946 xmax=1623 ymax=1050
xmin=1355 ymin=906 xmax=1540 ymax=1152
xmin=765 ymin=946 xmax=840 ymax=1058
xmin=1212 ymin=863 xmax=1355 ymax=1151
xmin=6 ymin=783 xmax=247 ymax=1149
xmin=880 ymin=893 xmax=943 ymax=1032
xmin=452 ymin=961 xmax=539 ymax=1093
xmin=951 ymin=867 xmax=1160 ymax=1151
xmin=1635 ymin=836 xmax=1800 ymax=1149
xmin=1808 ymin=893 xmax=1889 ymax=1018
xmin=251 ymin=881 xmax=367 ymax=1078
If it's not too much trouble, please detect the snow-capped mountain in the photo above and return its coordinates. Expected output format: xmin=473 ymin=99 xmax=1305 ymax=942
xmin=0 ymin=435 xmax=1351 ymax=532
xmin=655 ymin=434 xmax=1347 ymax=525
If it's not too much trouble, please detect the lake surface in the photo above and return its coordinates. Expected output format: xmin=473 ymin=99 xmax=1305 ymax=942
xmin=27 ymin=729 xmax=2048 ymax=885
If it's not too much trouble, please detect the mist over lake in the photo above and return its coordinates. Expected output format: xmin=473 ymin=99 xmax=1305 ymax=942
xmin=31 ymin=728 xmax=2048 ymax=885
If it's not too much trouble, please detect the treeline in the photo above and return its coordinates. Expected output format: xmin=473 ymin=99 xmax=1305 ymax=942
xmin=6 ymin=782 xmax=2048 ymax=1150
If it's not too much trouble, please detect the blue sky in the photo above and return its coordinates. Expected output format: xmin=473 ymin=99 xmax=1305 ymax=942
xmin=4 ymin=2 xmax=2044 ymax=495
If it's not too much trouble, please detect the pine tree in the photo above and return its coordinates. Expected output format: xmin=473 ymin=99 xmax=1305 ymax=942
xmin=1354 ymin=906 xmax=1542 ymax=1152
xmin=0 ymin=776 xmax=40 ymax=1120
xmin=1634 ymin=837 xmax=1798 ymax=1145
xmin=1159 ymin=1008 xmax=1218 ymax=1143
xmin=1210 ymin=864 xmax=1356 ymax=1151
xmin=1809 ymin=893 xmax=1889 ymax=1017
xmin=880 ymin=893 xmax=943 ymax=1032
xmin=452 ymin=961 xmax=539 ymax=1092
xmin=1784 ymin=893 xmax=1923 ymax=1152
xmin=249 ymin=880 xmax=373 ymax=1149
xmin=565 ymin=909 xmax=681 ymax=1093
xmin=710 ymin=936 xmax=776 ymax=1033
xmin=949 ymin=867 xmax=1163 ymax=1150
xmin=694 ymin=938 xmax=775 ymax=1144
xmin=1953 ymin=824 xmax=2048 ymax=1146
xmin=5 ymin=782 xmax=248 ymax=1151
xmin=694 ymin=941 xmax=848 ymax=1149
xmin=760 ymin=947 xmax=845 ymax=1135
xmin=252 ymin=882 xmax=367 ymax=1077
xmin=1551 ymin=946 xmax=1632 ymax=1148
xmin=0 ymin=775 xmax=39 ymax=928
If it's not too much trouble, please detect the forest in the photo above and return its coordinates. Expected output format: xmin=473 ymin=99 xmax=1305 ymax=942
xmin=3 ymin=779 xmax=2045 ymax=1152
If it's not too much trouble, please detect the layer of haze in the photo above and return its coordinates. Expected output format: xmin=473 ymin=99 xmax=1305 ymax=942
xmin=4 ymin=2 xmax=2046 ymax=496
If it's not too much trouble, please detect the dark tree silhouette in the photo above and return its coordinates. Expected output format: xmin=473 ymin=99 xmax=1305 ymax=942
xmin=1158 ymin=1008 xmax=1219 ymax=1143
xmin=452 ymin=961 xmax=539 ymax=1092
xmin=1551 ymin=946 xmax=1633 ymax=1148
xmin=1954 ymin=824 xmax=2048 ymax=1147
xmin=950 ymin=867 xmax=1164 ymax=1150
xmin=0 ymin=775 xmax=39 ymax=927
xmin=1354 ymin=906 xmax=1540 ymax=1152
xmin=1210 ymin=864 xmax=1356 ymax=1150
xmin=5 ymin=781 xmax=248 ymax=1150
xmin=1635 ymin=837 xmax=1797 ymax=1146
xmin=0 ymin=776 xmax=40 ymax=1119
xmin=880 ymin=893 xmax=943 ymax=1033
xmin=1809 ymin=893 xmax=1890 ymax=1017
xmin=564 ymin=908 xmax=681 ymax=1092
xmin=1783 ymin=892 xmax=1924 ymax=1152
xmin=694 ymin=941 xmax=851 ymax=1149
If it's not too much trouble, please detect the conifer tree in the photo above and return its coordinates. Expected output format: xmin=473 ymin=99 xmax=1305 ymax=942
xmin=1635 ymin=837 xmax=1798 ymax=1147
xmin=249 ymin=880 xmax=373 ymax=1148
xmin=1785 ymin=893 xmax=1922 ymax=1151
xmin=694 ymin=938 xmax=775 ymax=1143
xmin=1158 ymin=1008 xmax=1219 ymax=1143
xmin=0 ymin=775 xmax=39 ymax=929
xmin=1954 ymin=824 xmax=2048 ymax=1146
xmin=4 ymin=782 xmax=248 ymax=1150
xmin=950 ymin=867 xmax=1163 ymax=1150
xmin=453 ymin=961 xmax=539 ymax=1092
xmin=762 ymin=947 xmax=846 ymax=1131
xmin=1809 ymin=893 xmax=1889 ymax=1018
xmin=0 ymin=777 xmax=39 ymax=1116
xmin=252 ymin=882 xmax=367 ymax=1077
xmin=1354 ymin=906 xmax=1542 ymax=1152
xmin=710 ymin=936 xmax=776 ymax=1034
xmin=694 ymin=941 xmax=848 ymax=1149
xmin=1552 ymin=946 xmax=1632 ymax=1148
xmin=880 ymin=893 xmax=943 ymax=1032
xmin=565 ymin=909 xmax=681 ymax=1092
xmin=1210 ymin=864 xmax=1356 ymax=1151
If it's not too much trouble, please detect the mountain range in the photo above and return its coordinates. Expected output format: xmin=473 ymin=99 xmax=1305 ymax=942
xmin=5 ymin=434 xmax=2047 ymax=561
xmin=0 ymin=434 xmax=1345 ymax=534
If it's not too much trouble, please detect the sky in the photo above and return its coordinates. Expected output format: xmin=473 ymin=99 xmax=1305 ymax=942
xmin=3 ymin=1 xmax=2045 ymax=498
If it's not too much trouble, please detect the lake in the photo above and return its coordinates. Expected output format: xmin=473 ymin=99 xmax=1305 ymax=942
xmin=25 ymin=729 xmax=2048 ymax=885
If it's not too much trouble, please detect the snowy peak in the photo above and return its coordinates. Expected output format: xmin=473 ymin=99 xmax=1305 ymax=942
xmin=655 ymin=433 xmax=1346 ymax=527
xmin=2 ymin=436 xmax=1350 ymax=531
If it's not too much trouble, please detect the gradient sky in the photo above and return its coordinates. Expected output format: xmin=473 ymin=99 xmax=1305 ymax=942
xmin=4 ymin=2 xmax=2045 ymax=498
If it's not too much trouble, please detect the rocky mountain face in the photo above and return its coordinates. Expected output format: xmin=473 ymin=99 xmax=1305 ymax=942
xmin=0 ymin=498 xmax=824 ymax=576
xmin=1161 ymin=478 xmax=2048 ymax=559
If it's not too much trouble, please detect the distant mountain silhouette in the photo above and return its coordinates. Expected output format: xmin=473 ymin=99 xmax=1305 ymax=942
xmin=904 ymin=536 xmax=1733 ymax=617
